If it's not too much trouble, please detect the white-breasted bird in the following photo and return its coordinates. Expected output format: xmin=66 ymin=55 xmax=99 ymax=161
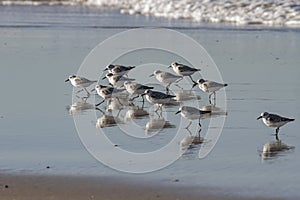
xmin=124 ymin=81 xmax=154 ymax=102
xmin=149 ymin=70 xmax=182 ymax=93
xmin=257 ymin=112 xmax=295 ymax=136
xmin=175 ymin=106 xmax=211 ymax=129
xmin=94 ymin=84 xmax=127 ymax=106
xmin=65 ymin=75 xmax=97 ymax=95
xmin=104 ymin=64 xmax=135 ymax=76
xmin=103 ymin=73 xmax=135 ymax=88
xmin=169 ymin=62 xmax=200 ymax=83
xmin=193 ymin=79 xmax=228 ymax=103
xmin=143 ymin=89 xmax=176 ymax=111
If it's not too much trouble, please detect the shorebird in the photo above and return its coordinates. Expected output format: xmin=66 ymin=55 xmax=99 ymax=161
xmin=94 ymin=84 xmax=127 ymax=106
xmin=149 ymin=70 xmax=182 ymax=94
xmin=175 ymin=106 xmax=211 ymax=129
xmin=103 ymin=73 xmax=135 ymax=88
xmin=169 ymin=62 xmax=200 ymax=83
xmin=104 ymin=64 xmax=135 ymax=76
xmin=142 ymin=89 xmax=176 ymax=111
xmin=257 ymin=112 xmax=295 ymax=136
xmin=124 ymin=81 xmax=154 ymax=102
xmin=193 ymin=79 xmax=228 ymax=103
xmin=65 ymin=75 xmax=97 ymax=95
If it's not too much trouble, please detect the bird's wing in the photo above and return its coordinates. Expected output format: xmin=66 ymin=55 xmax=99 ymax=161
xmin=136 ymin=84 xmax=153 ymax=90
xmin=177 ymin=65 xmax=191 ymax=72
xmin=161 ymin=72 xmax=181 ymax=79
xmin=268 ymin=114 xmax=294 ymax=122
xmin=206 ymin=81 xmax=224 ymax=88
xmin=103 ymin=87 xmax=114 ymax=95
xmin=151 ymin=91 xmax=175 ymax=99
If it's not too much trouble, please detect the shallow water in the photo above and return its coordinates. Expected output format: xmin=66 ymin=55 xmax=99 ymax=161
xmin=0 ymin=5 xmax=300 ymax=199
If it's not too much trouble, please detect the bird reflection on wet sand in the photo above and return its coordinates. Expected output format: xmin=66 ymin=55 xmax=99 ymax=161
xmin=66 ymin=97 xmax=95 ymax=115
xmin=95 ymin=107 xmax=124 ymax=128
xmin=96 ymin=114 xmax=124 ymax=128
xmin=173 ymin=89 xmax=201 ymax=102
xmin=261 ymin=136 xmax=295 ymax=160
xmin=180 ymin=128 xmax=204 ymax=156
xmin=124 ymin=106 xmax=149 ymax=122
xmin=145 ymin=116 xmax=176 ymax=134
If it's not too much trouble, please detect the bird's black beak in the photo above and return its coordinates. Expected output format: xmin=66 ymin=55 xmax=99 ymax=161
xmin=141 ymin=93 xmax=146 ymax=96
xmin=257 ymin=116 xmax=262 ymax=120
xmin=149 ymin=74 xmax=154 ymax=77
xmin=168 ymin=65 xmax=172 ymax=68
xmin=192 ymin=82 xmax=198 ymax=88
xmin=175 ymin=110 xmax=181 ymax=115
xmin=103 ymin=68 xmax=108 ymax=71
xmin=65 ymin=79 xmax=69 ymax=82
xmin=102 ymin=76 xmax=107 ymax=80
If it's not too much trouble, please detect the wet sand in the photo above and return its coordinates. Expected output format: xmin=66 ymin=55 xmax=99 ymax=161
xmin=0 ymin=173 xmax=281 ymax=200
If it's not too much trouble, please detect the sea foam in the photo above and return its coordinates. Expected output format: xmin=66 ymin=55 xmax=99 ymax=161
xmin=86 ymin=0 xmax=300 ymax=27
xmin=1 ymin=0 xmax=300 ymax=27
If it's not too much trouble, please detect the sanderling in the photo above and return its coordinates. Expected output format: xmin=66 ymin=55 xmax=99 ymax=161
xmin=149 ymin=70 xmax=182 ymax=93
xmin=124 ymin=81 xmax=154 ymax=102
xmin=143 ymin=89 xmax=176 ymax=111
xmin=104 ymin=64 xmax=135 ymax=76
xmin=65 ymin=75 xmax=97 ymax=95
xmin=169 ymin=62 xmax=200 ymax=83
xmin=257 ymin=112 xmax=295 ymax=136
xmin=94 ymin=84 xmax=127 ymax=106
xmin=103 ymin=73 xmax=135 ymax=88
xmin=193 ymin=79 xmax=228 ymax=103
xmin=175 ymin=106 xmax=211 ymax=129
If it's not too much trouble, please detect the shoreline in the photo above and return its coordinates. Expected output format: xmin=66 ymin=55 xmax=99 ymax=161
xmin=0 ymin=173 xmax=282 ymax=200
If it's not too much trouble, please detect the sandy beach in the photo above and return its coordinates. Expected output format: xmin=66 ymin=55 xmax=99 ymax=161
xmin=0 ymin=2 xmax=300 ymax=200
xmin=0 ymin=173 xmax=281 ymax=200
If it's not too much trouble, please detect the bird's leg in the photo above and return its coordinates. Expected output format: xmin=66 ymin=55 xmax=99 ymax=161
xmin=116 ymin=109 xmax=122 ymax=117
xmin=95 ymin=107 xmax=105 ymax=115
xmin=275 ymin=127 xmax=280 ymax=135
xmin=275 ymin=134 xmax=279 ymax=141
xmin=188 ymin=75 xmax=196 ymax=84
xmin=95 ymin=99 xmax=105 ymax=107
xmin=141 ymin=95 xmax=145 ymax=104
xmin=198 ymin=128 xmax=202 ymax=138
xmin=209 ymin=93 xmax=213 ymax=101
xmin=198 ymin=118 xmax=202 ymax=127
xmin=213 ymin=92 xmax=216 ymax=102
xmin=130 ymin=95 xmax=139 ymax=101
xmin=209 ymin=94 xmax=212 ymax=105
xmin=116 ymin=97 xmax=123 ymax=106
xmin=175 ymin=84 xmax=184 ymax=90
xmin=186 ymin=128 xmax=192 ymax=135
xmin=141 ymin=96 xmax=145 ymax=109
xmin=185 ymin=121 xmax=192 ymax=129
xmin=83 ymin=87 xmax=90 ymax=95
xmin=76 ymin=89 xmax=84 ymax=94
xmin=154 ymin=105 xmax=160 ymax=113
xmin=166 ymin=84 xmax=170 ymax=95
